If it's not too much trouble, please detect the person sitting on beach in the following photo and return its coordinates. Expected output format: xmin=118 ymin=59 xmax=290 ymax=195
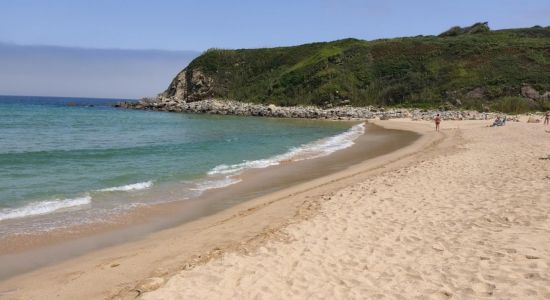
xmin=544 ymin=111 xmax=550 ymax=125
xmin=490 ymin=116 xmax=503 ymax=127
xmin=434 ymin=114 xmax=441 ymax=131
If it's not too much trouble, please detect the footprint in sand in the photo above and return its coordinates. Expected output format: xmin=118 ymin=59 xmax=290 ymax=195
xmin=471 ymin=281 xmax=496 ymax=296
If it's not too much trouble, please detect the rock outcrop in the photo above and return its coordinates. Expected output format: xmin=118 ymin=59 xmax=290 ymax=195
xmin=466 ymin=87 xmax=485 ymax=99
xmin=162 ymin=69 xmax=214 ymax=102
xmin=521 ymin=84 xmax=550 ymax=100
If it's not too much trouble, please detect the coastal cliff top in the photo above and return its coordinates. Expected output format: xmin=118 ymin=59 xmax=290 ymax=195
xmin=161 ymin=23 xmax=550 ymax=113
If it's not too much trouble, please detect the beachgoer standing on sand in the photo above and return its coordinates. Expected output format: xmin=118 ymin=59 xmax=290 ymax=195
xmin=434 ymin=114 xmax=441 ymax=131
xmin=544 ymin=111 xmax=550 ymax=125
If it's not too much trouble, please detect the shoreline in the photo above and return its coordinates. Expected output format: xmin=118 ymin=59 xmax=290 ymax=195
xmin=0 ymin=121 xmax=434 ymax=299
xmin=0 ymin=122 xmax=417 ymax=282
xmin=0 ymin=116 xmax=359 ymax=240
xmin=0 ymin=119 xmax=361 ymax=255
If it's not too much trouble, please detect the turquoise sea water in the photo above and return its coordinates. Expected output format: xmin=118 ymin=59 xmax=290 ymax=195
xmin=0 ymin=96 xmax=363 ymax=234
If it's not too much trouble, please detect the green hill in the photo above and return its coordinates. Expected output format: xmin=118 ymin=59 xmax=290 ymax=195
xmin=162 ymin=23 xmax=550 ymax=112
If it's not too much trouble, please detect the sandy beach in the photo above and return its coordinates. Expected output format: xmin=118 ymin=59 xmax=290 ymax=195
xmin=3 ymin=1 xmax=550 ymax=299
xmin=1 ymin=118 xmax=549 ymax=299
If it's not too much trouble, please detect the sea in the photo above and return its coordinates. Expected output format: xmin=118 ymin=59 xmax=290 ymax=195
xmin=0 ymin=95 xmax=364 ymax=236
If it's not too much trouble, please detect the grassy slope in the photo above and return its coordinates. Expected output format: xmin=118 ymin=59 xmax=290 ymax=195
xmin=173 ymin=26 xmax=550 ymax=111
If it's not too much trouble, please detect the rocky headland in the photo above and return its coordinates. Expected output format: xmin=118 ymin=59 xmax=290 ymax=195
xmin=116 ymin=24 xmax=550 ymax=121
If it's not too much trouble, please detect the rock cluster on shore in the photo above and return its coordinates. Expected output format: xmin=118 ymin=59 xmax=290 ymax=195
xmin=114 ymin=97 xmax=507 ymax=121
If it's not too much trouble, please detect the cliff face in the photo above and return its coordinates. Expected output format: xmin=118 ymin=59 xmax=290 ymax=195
xmin=162 ymin=68 xmax=214 ymax=101
xmin=160 ymin=24 xmax=550 ymax=111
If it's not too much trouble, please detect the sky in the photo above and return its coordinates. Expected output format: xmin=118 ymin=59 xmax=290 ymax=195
xmin=0 ymin=0 xmax=549 ymax=98
xmin=0 ymin=43 xmax=198 ymax=98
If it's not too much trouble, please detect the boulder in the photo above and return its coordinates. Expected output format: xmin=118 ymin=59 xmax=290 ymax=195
xmin=521 ymin=84 xmax=541 ymax=99
xmin=527 ymin=116 xmax=541 ymax=123
xmin=466 ymin=87 xmax=484 ymax=99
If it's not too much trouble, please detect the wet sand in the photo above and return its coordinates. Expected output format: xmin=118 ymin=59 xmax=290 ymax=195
xmin=0 ymin=123 xmax=417 ymax=285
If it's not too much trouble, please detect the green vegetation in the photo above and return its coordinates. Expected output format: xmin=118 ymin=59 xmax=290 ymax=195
xmin=167 ymin=24 xmax=550 ymax=111
xmin=491 ymin=97 xmax=534 ymax=114
xmin=439 ymin=22 xmax=491 ymax=37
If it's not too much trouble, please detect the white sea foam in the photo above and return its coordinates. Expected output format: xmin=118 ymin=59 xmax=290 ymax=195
xmin=190 ymin=176 xmax=242 ymax=192
xmin=0 ymin=195 xmax=92 ymax=221
xmin=208 ymin=159 xmax=279 ymax=175
xmin=208 ymin=123 xmax=365 ymax=176
xmin=97 ymin=181 xmax=153 ymax=192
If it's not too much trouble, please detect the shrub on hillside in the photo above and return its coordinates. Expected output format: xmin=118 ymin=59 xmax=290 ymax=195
xmin=466 ymin=22 xmax=490 ymax=34
xmin=439 ymin=22 xmax=490 ymax=37
xmin=439 ymin=26 xmax=463 ymax=37
xmin=491 ymin=97 xmax=533 ymax=114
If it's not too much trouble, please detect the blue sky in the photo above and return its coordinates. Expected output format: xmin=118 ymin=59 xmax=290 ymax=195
xmin=1 ymin=0 xmax=549 ymax=98
xmin=1 ymin=0 xmax=549 ymax=51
